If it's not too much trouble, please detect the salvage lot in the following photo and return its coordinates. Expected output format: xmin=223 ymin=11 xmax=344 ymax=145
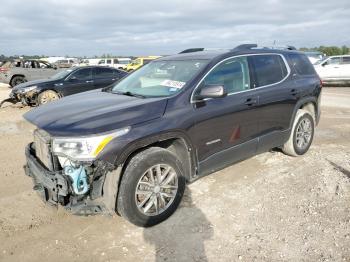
xmin=0 ymin=84 xmax=349 ymax=261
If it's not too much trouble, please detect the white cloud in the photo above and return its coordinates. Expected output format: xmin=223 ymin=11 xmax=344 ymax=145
xmin=0 ymin=0 xmax=349 ymax=56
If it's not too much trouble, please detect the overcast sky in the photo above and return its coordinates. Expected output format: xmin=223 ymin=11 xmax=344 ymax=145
xmin=1 ymin=0 xmax=349 ymax=56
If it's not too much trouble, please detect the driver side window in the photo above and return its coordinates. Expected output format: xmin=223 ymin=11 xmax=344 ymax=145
xmin=200 ymin=56 xmax=251 ymax=95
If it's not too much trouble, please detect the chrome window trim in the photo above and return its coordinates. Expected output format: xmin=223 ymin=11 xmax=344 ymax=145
xmin=190 ymin=53 xmax=291 ymax=103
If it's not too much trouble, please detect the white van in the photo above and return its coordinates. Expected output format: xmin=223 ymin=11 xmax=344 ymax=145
xmin=98 ymin=58 xmax=131 ymax=69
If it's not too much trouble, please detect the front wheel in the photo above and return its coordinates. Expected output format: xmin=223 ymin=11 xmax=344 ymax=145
xmin=117 ymin=147 xmax=186 ymax=227
xmin=37 ymin=90 xmax=60 ymax=105
xmin=282 ymin=109 xmax=315 ymax=156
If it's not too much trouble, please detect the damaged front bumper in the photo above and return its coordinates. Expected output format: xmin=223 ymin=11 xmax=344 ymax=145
xmin=24 ymin=143 xmax=121 ymax=215
xmin=0 ymin=89 xmax=38 ymax=107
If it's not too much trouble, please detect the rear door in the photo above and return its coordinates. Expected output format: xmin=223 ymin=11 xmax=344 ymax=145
xmin=62 ymin=67 xmax=94 ymax=96
xmin=340 ymin=56 xmax=350 ymax=79
xmin=38 ymin=61 xmax=57 ymax=79
xmin=249 ymin=54 xmax=296 ymax=152
xmin=93 ymin=67 xmax=119 ymax=89
xmin=190 ymin=56 xmax=259 ymax=175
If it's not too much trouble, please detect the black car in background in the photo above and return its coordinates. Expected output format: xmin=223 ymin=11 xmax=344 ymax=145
xmin=8 ymin=66 xmax=127 ymax=106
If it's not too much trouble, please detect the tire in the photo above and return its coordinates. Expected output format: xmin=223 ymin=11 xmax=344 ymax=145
xmin=37 ymin=90 xmax=60 ymax=105
xmin=10 ymin=76 xmax=27 ymax=87
xmin=282 ymin=109 xmax=315 ymax=156
xmin=117 ymin=147 xmax=186 ymax=227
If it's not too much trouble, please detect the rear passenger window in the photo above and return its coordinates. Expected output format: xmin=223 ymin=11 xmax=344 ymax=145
xmin=288 ymin=54 xmax=316 ymax=76
xmin=202 ymin=56 xmax=251 ymax=94
xmin=95 ymin=67 xmax=114 ymax=78
xmin=251 ymin=55 xmax=288 ymax=87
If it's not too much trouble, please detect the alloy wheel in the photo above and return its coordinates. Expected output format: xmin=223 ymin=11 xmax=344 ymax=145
xmin=135 ymin=164 xmax=178 ymax=216
xmin=295 ymin=118 xmax=312 ymax=150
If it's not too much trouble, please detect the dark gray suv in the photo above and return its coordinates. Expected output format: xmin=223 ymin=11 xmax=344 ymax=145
xmin=23 ymin=44 xmax=322 ymax=227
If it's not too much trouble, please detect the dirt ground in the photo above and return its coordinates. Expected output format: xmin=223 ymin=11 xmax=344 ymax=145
xmin=0 ymin=84 xmax=349 ymax=262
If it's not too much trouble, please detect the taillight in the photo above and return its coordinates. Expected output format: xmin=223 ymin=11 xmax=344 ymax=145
xmin=319 ymin=78 xmax=323 ymax=88
xmin=0 ymin=67 xmax=8 ymax=73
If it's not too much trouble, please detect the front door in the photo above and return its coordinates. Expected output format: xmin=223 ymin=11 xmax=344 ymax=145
xmin=340 ymin=56 xmax=350 ymax=79
xmin=62 ymin=67 xmax=94 ymax=96
xmin=190 ymin=56 xmax=259 ymax=175
xmin=319 ymin=57 xmax=341 ymax=80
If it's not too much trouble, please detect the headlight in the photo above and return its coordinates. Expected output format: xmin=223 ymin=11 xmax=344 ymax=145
xmin=22 ymin=85 xmax=37 ymax=93
xmin=52 ymin=127 xmax=130 ymax=161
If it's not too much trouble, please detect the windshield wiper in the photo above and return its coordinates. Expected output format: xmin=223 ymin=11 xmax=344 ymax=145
xmin=113 ymin=91 xmax=146 ymax=98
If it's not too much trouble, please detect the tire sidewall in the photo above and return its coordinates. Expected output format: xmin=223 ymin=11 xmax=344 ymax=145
xmin=292 ymin=113 xmax=314 ymax=155
xmin=118 ymin=148 xmax=186 ymax=227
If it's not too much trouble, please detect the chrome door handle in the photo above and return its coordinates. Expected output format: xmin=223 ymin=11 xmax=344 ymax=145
xmin=86 ymin=80 xmax=93 ymax=83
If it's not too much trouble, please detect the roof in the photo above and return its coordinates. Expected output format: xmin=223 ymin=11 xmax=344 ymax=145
xmin=157 ymin=45 xmax=301 ymax=62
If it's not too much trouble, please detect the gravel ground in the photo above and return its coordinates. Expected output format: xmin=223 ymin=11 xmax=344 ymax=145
xmin=0 ymin=84 xmax=349 ymax=262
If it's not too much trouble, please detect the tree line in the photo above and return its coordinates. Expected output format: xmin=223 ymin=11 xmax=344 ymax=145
xmin=299 ymin=46 xmax=349 ymax=56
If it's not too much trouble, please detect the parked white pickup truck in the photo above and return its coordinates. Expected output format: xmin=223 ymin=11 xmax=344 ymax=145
xmin=314 ymin=55 xmax=350 ymax=85
xmin=97 ymin=58 xmax=131 ymax=69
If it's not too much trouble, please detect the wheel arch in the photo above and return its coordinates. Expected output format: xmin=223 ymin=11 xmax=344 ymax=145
xmin=10 ymin=74 xmax=26 ymax=86
xmin=36 ymin=89 xmax=62 ymax=105
xmin=116 ymin=131 xmax=197 ymax=183
xmin=289 ymin=97 xmax=318 ymax=129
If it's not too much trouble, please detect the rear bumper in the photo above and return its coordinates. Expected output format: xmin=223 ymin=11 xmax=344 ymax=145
xmin=24 ymin=143 xmax=120 ymax=215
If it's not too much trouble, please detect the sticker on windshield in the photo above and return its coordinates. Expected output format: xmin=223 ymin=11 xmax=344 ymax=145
xmin=161 ymin=80 xmax=186 ymax=89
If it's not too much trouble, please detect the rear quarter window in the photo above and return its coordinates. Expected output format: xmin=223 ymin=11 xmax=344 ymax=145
xmin=288 ymin=53 xmax=316 ymax=76
xmin=250 ymin=54 xmax=288 ymax=87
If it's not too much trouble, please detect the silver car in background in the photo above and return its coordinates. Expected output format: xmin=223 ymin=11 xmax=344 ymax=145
xmin=0 ymin=59 xmax=61 ymax=87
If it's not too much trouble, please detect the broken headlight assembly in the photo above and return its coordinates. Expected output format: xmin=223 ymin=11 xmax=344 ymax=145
xmin=51 ymin=127 xmax=130 ymax=161
xmin=21 ymin=85 xmax=37 ymax=93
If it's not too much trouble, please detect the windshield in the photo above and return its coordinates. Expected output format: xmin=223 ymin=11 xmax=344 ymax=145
xmin=50 ymin=69 xmax=74 ymax=79
xmin=112 ymin=60 xmax=208 ymax=97
xmin=314 ymin=57 xmax=328 ymax=65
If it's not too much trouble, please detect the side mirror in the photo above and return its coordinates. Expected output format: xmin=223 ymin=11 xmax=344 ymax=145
xmin=67 ymin=76 xmax=77 ymax=81
xmin=195 ymin=85 xmax=227 ymax=100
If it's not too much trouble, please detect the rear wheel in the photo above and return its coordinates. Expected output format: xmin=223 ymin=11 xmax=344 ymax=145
xmin=10 ymin=76 xmax=27 ymax=87
xmin=117 ymin=147 xmax=186 ymax=227
xmin=282 ymin=109 xmax=314 ymax=156
xmin=37 ymin=90 xmax=60 ymax=105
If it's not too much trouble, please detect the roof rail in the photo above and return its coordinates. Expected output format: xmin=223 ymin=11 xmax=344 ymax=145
xmin=179 ymin=48 xmax=205 ymax=54
xmin=232 ymin=44 xmax=258 ymax=51
xmin=286 ymin=45 xmax=297 ymax=50
xmin=262 ymin=45 xmax=297 ymax=51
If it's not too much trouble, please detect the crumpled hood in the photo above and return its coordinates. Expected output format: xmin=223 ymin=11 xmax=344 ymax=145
xmin=12 ymin=79 xmax=57 ymax=92
xmin=24 ymin=90 xmax=168 ymax=136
